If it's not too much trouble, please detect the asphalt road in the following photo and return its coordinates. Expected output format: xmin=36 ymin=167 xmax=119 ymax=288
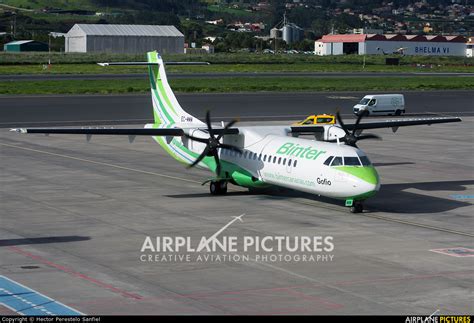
xmin=1 ymin=72 xmax=473 ymax=81
xmin=1 ymin=90 xmax=473 ymax=127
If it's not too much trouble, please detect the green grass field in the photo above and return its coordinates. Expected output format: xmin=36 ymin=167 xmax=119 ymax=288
xmin=1 ymin=52 xmax=473 ymax=74
xmin=0 ymin=76 xmax=472 ymax=95
xmin=1 ymin=62 xmax=474 ymax=74
xmin=1 ymin=52 xmax=473 ymax=65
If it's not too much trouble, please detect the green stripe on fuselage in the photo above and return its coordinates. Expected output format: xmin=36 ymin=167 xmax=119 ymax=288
xmin=335 ymin=166 xmax=379 ymax=185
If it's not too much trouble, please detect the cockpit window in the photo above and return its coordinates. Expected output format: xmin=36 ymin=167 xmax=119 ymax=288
xmin=324 ymin=156 xmax=333 ymax=166
xmin=359 ymin=98 xmax=370 ymax=105
xmin=344 ymin=157 xmax=361 ymax=166
xmin=331 ymin=157 xmax=343 ymax=166
xmin=359 ymin=156 xmax=371 ymax=166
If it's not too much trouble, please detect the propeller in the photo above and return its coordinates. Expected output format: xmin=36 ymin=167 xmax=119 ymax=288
xmin=184 ymin=111 xmax=242 ymax=176
xmin=331 ymin=111 xmax=381 ymax=147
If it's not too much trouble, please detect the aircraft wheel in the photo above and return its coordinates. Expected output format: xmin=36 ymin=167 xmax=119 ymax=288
xmin=350 ymin=202 xmax=364 ymax=213
xmin=219 ymin=181 xmax=228 ymax=195
xmin=210 ymin=181 xmax=219 ymax=195
xmin=210 ymin=180 xmax=227 ymax=195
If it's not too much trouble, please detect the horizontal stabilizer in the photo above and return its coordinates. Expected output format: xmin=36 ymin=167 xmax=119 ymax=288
xmin=97 ymin=62 xmax=210 ymax=67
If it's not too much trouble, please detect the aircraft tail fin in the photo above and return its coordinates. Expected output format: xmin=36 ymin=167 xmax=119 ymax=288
xmin=146 ymin=51 xmax=204 ymax=126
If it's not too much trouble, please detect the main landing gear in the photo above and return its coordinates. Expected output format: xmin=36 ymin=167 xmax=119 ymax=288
xmin=350 ymin=201 xmax=364 ymax=213
xmin=210 ymin=180 xmax=228 ymax=195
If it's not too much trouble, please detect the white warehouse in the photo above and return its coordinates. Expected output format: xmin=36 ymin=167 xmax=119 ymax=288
xmin=65 ymin=24 xmax=184 ymax=54
xmin=315 ymin=34 xmax=469 ymax=57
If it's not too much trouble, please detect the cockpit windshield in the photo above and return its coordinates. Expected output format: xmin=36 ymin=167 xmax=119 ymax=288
xmin=359 ymin=155 xmax=371 ymax=166
xmin=330 ymin=157 xmax=343 ymax=166
xmin=344 ymin=157 xmax=361 ymax=166
xmin=324 ymin=155 xmax=371 ymax=167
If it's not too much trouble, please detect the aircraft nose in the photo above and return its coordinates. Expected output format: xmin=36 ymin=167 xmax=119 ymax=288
xmin=363 ymin=166 xmax=380 ymax=195
xmin=351 ymin=166 xmax=380 ymax=196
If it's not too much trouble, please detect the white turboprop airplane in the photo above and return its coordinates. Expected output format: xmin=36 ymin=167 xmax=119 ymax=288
xmin=11 ymin=51 xmax=462 ymax=213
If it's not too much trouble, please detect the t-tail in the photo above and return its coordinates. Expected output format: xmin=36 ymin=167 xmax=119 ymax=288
xmin=98 ymin=52 xmax=208 ymax=165
xmin=146 ymin=51 xmax=205 ymax=126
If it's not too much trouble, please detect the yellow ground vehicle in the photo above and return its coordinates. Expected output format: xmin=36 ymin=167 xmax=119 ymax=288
xmin=293 ymin=114 xmax=336 ymax=126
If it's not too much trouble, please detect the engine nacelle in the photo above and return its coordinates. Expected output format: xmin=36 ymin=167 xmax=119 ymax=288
xmin=324 ymin=125 xmax=347 ymax=142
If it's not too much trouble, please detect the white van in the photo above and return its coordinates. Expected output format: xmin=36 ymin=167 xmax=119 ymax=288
xmin=353 ymin=94 xmax=405 ymax=116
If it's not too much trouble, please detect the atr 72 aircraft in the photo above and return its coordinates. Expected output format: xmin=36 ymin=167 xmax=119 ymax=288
xmin=12 ymin=51 xmax=461 ymax=213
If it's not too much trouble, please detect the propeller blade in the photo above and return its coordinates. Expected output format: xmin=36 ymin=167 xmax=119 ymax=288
xmin=205 ymin=111 xmax=214 ymax=138
xmin=217 ymin=118 xmax=238 ymax=140
xmin=212 ymin=149 xmax=221 ymax=176
xmin=184 ymin=134 xmax=209 ymax=144
xmin=188 ymin=146 xmax=209 ymax=169
xmin=357 ymin=133 xmax=382 ymax=141
xmin=219 ymin=143 xmax=243 ymax=154
xmin=336 ymin=111 xmax=350 ymax=136
xmin=352 ymin=110 xmax=365 ymax=136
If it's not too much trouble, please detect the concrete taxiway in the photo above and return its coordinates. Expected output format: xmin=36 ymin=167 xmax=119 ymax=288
xmin=0 ymin=112 xmax=473 ymax=314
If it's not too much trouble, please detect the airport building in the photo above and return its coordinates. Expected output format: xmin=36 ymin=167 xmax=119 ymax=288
xmin=3 ymin=40 xmax=48 ymax=52
xmin=65 ymin=24 xmax=184 ymax=54
xmin=314 ymin=34 xmax=469 ymax=57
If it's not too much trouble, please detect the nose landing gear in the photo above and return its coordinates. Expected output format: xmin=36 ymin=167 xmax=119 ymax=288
xmin=350 ymin=201 xmax=364 ymax=213
xmin=346 ymin=199 xmax=364 ymax=213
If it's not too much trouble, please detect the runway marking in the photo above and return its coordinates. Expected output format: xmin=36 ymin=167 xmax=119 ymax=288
xmin=0 ymin=275 xmax=84 ymax=316
xmin=0 ymin=142 xmax=201 ymax=184
xmin=7 ymin=246 xmax=144 ymax=300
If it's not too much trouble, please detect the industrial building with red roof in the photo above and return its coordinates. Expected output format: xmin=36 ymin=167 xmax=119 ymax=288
xmin=314 ymin=34 xmax=469 ymax=56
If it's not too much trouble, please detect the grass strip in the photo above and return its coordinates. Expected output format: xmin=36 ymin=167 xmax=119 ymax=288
xmin=0 ymin=76 xmax=472 ymax=95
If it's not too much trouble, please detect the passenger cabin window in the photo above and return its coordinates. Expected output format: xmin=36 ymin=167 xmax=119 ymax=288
xmin=359 ymin=156 xmax=371 ymax=166
xmin=324 ymin=156 xmax=334 ymax=166
xmin=244 ymin=151 xmax=248 ymax=158
xmin=273 ymin=156 xmax=277 ymax=163
xmin=263 ymin=155 xmax=267 ymax=162
xmin=344 ymin=157 xmax=361 ymax=166
xmin=331 ymin=157 xmax=343 ymax=166
xmin=293 ymin=160 xmax=298 ymax=167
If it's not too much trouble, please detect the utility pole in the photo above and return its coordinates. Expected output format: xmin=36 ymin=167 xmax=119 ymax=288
xmin=48 ymin=32 xmax=52 ymax=66
xmin=11 ymin=13 xmax=17 ymax=38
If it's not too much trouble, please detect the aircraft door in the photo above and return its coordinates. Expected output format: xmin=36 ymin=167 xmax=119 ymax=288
xmin=286 ymin=157 xmax=292 ymax=174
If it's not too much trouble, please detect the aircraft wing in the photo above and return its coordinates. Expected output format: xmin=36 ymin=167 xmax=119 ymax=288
xmin=344 ymin=117 xmax=462 ymax=131
xmin=10 ymin=127 xmax=239 ymax=136
xmin=289 ymin=117 xmax=462 ymax=134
